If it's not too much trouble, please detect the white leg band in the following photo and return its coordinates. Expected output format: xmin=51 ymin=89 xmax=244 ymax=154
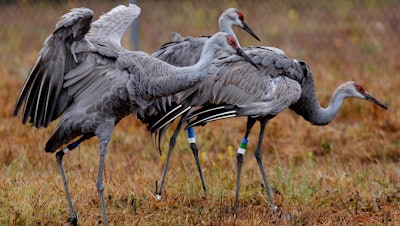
xmin=188 ymin=137 xmax=196 ymax=144
xmin=237 ymin=147 xmax=246 ymax=155
xmin=62 ymin=147 xmax=70 ymax=154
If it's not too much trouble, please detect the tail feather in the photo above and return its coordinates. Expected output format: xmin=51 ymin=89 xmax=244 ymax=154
xmin=186 ymin=105 xmax=239 ymax=128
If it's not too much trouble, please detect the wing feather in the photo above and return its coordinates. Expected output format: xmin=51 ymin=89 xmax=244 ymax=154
xmin=172 ymin=46 xmax=304 ymax=126
xmin=13 ymin=7 xmax=93 ymax=128
xmin=88 ymin=4 xmax=140 ymax=48
xmin=151 ymin=36 xmax=209 ymax=67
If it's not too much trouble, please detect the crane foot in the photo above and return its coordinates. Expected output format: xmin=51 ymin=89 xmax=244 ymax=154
xmin=67 ymin=216 xmax=78 ymax=226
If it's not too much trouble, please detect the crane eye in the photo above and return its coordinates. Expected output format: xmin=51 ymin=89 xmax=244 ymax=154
xmin=354 ymin=83 xmax=365 ymax=93
xmin=227 ymin=36 xmax=237 ymax=48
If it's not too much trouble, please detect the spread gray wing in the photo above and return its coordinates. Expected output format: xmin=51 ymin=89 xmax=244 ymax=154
xmin=87 ymin=4 xmax=141 ymax=53
xmin=13 ymin=4 xmax=141 ymax=128
xmin=13 ymin=7 xmax=93 ymax=128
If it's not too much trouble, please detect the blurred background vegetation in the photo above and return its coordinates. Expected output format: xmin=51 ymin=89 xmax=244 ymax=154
xmin=1 ymin=0 xmax=399 ymax=76
xmin=0 ymin=0 xmax=399 ymax=225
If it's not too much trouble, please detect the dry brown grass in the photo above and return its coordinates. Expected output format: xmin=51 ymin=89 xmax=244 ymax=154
xmin=0 ymin=1 xmax=399 ymax=225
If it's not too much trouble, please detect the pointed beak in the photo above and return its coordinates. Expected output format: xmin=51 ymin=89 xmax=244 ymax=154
xmin=236 ymin=48 xmax=259 ymax=69
xmin=365 ymin=93 xmax=388 ymax=110
xmin=242 ymin=22 xmax=261 ymax=41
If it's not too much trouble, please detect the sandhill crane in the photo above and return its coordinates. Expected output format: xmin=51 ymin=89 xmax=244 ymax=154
xmin=138 ymin=7 xmax=261 ymax=200
xmin=12 ymin=4 xmax=257 ymax=225
xmin=151 ymin=8 xmax=260 ymax=66
xmin=146 ymin=46 xmax=387 ymax=214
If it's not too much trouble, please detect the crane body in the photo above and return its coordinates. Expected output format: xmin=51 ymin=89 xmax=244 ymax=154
xmin=147 ymin=45 xmax=388 ymax=213
xmin=13 ymin=4 xmax=257 ymax=225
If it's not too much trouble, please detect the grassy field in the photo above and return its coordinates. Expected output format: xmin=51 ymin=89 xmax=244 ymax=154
xmin=0 ymin=1 xmax=399 ymax=225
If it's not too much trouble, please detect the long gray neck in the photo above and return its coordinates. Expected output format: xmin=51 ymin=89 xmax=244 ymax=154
xmin=309 ymin=88 xmax=346 ymax=125
xmin=289 ymin=66 xmax=346 ymax=126
xmin=140 ymin=39 xmax=217 ymax=98
xmin=219 ymin=19 xmax=240 ymax=47
xmin=173 ymin=40 xmax=216 ymax=82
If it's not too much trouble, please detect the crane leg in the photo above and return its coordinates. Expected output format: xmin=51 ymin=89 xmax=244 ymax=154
xmin=56 ymin=148 xmax=78 ymax=226
xmin=254 ymin=120 xmax=277 ymax=211
xmin=233 ymin=117 xmax=256 ymax=215
xmin=234 ymin=148 xmax=244 ymax=215
xmin=55 ymin=134 xmax=92 ymax=226
xmin=156 ymin=117 xmax=185 ymax=200
xmin=188 ymin=127 xmax=207 ymax=194
xmin=95 ymin=119 xmax=115 ymax=226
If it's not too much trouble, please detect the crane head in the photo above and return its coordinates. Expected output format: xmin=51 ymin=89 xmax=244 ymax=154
xmin=350 ymin=82 xmax=388 ymax=109
xmin=235 ymin=10 xmax=261 ymax=41
xmin=220 ymin=8 xmax=261 ymax=42
xmin=226 ymin=35 xmax=259 ymax=70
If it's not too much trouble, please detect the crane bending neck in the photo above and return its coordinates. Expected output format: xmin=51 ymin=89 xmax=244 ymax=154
xmin=144 ymin=36 xmax=218 ymax=98
xmin=170 ymin=36 xmax=218 ymax=80
xmin=306 ymin=85 xmax=350 ymax=126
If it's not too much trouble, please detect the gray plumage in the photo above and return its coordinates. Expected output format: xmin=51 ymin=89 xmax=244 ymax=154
xmin=13 ymin=4 xmax=254 ymax=225
xmin=14 ymin=4 xmax=247 ymax=153
xmin=139 ymin=8 xmax=261 ymax=130
xmin=186 ymin=47 xmax=387 ymax=126
xmin=147 ymin=45 xmax=388 ymax=213
xmin=138 ymin=8 xmax=261 ymax=201
xmin=179 ymin=47 xmax=303 ymax=120
xmin=151 ymin=8 xmax=260 ymax=68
